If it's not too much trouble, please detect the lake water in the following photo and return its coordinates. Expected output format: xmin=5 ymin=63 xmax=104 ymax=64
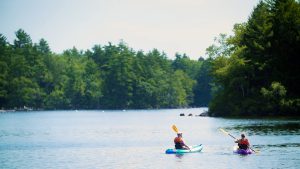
xmin=0 ymin=108 xmax=299 ymax=169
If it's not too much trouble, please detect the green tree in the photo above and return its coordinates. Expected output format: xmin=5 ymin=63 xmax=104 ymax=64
xmin=269 ymin=0 xmax=300 ymax=98
xmin=82 ymin=59 xmax=103 ymax=108
xmin=208 ymin=0 xmax=300 ymax=116
xmin=0 ymin=35 xmax=9 ymax=107
xmin=193 ymin=58 xmax=212 ymax=107
xmin=102 ymin=42 xmax=135 ymax=109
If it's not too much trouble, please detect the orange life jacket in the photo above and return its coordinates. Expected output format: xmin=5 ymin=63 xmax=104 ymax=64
xmin=174 ymin=137 xmax=183 ymax=144
xmin=174 ymin=137 xmax=184 ymax=149
xmin=240 ymin=139 xmax=249 ymax=145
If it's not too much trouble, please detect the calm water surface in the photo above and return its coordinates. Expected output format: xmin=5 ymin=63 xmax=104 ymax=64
xmin=0 ymin=108 xmax=299 ymax=169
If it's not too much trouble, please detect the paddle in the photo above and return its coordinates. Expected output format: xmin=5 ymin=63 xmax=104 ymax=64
xmin=219 ymin=128 xmax=259 ymax=153
xmin=172 ymin=124 xmax=179 ymax=133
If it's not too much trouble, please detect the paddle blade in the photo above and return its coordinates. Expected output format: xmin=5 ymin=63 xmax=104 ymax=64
xmin=219 ymin=128 xmax=237 ymax=139
xmin=172 ymin=125 xmax=179 ymax=133
xmin=219 ymin=128 xmax=228 ymax=135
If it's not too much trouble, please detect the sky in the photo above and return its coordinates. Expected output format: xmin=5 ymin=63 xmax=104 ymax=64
xmin=0 ymin=0 xmax=260 ymax=60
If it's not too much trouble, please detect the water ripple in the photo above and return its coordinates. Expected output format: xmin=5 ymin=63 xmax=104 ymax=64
xmin=225 ymin=122 xmax=300 ymax=136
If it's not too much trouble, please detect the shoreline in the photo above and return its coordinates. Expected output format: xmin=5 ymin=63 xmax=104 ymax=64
xmin=1 ymin=108 xmax=299 ymax=119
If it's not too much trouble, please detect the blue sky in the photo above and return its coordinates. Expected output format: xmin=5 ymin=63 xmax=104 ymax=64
xmin=0 ymin=0 xmax=260 ymax=60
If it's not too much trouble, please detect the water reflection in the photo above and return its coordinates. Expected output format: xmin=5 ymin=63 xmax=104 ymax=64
xmin=256 ymin=143 xmax=300 ymax=148
xmin=225 ymin=122 xmax=300 ymax=136
xmin=175 ymin=153 xmax=184 ymax=159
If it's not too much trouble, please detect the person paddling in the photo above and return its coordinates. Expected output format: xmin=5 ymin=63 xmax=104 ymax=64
xmin=174 ymin=132 xmax=190 ymax=150
xmin=235 ymin=133 xmax=250 ymax=150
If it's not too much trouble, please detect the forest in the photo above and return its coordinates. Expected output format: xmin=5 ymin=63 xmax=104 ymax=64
xmin=0 ymin=30 xmax=211 ymax=110
xmin=0 ymin=0 xmax=299 ymax=116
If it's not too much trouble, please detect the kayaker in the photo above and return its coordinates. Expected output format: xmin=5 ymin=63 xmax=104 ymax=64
xmin=235 ymin=133 xmax=250 ymax=150
xmin=174 ymin=132 xmax=190 ymax=150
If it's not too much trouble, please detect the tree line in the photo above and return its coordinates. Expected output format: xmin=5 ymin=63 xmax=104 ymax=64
xmin=0 ymin=31 xmax=211 ymax=110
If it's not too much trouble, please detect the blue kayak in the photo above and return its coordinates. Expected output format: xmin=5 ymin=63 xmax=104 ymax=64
xmin=165 ymin=144 xmax=203 ymax=154
xmin=233 ymin=145 xmax=252 ymax=155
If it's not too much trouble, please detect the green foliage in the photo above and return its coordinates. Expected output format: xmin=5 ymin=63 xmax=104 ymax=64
xmin=102 ymin=43 xmax=135 ymax=108
xmin=209 ymin=0 xmax=300 ymax=116
xmin=193 ymin=58 xmax=212 ymax=106
xmin=36 ymin=38 xmax=51 ymax=54
xmin=0 ymin=30 xmax=210 ymax=110
xmin=0 ymin=35 xmax=9 ymax=106
xmin=172 ymin=53 xmax=202 ymax=79
xmin=9 ymin=77 xmax=44 ymax=108
xmin=14 ymin=29 xmax=32 ymax=48
xmin=171 ymin=53 xmax=212 ymax=107
xmin=205 ymin=34 xmax=233 ymax=59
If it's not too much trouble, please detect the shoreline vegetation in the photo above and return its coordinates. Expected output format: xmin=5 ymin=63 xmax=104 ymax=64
xmin=0 ymin=32 xmax=212 ymax=110
xmin=1 ymin=0 xmax=299 ymax=117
